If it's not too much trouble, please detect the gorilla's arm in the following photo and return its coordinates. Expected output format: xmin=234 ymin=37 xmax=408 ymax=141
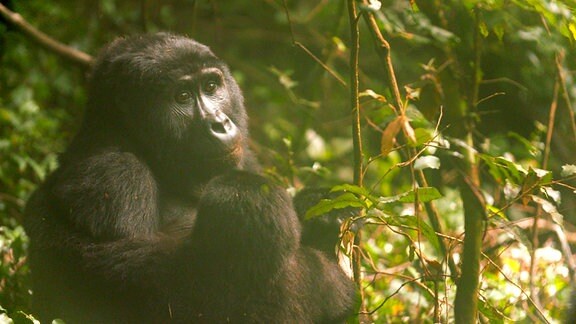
xmin=25 ymin=158 xmax=357 ymax=322
xmin=176 ymin=171 xmax=356 ymax=322
xmin=47 ymin=150 xmax=160 ymax=240
xmin=24 ymin=150 xmax=179 ymax=287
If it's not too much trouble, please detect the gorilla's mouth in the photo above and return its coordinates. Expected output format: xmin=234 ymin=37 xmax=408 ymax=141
xmin=204 ymin=142 xmax=243 ymax=165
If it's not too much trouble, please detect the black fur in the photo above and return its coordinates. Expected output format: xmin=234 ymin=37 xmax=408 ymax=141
xmin=567 ymin=289 xmax=576 ymax=323
xmin=25 ymin=33 xmax=355 ymax=323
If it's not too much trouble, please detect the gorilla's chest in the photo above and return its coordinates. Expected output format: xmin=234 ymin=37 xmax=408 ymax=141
xmin=159 ymin=195 xmax=198 ymax=236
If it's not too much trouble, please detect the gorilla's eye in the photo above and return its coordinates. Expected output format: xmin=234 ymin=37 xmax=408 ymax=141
xmin=175 ymin=91 xmax=193 ymax=104
xmin=202 ymin=80 xmax=219 ymax=94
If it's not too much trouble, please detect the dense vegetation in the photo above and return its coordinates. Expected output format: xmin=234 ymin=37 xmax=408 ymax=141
xmin=1 ymin=0 xmax=575 ymax=322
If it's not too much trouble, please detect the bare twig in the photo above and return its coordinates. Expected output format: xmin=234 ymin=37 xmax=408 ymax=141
xmin=346 ymin=0 xmax=367 ymax=316
xmin=348 ymin=4 xmax=363 ymax=188
xmin=543 ymin=72 xmax=560 ymax=177
xmin=358 ymin=1 xmax=403 ymax=114
xmin=527 ymin=55 xmax=562 ymax=310
xmin=0 ymin=3 xmax=93 ymax=67
xmin=555 ymin=50 xmax=576 ymax=143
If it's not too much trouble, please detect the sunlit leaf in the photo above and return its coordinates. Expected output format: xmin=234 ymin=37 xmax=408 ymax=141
xmin=360 ymin=89 xmax=387 ymax=102
xmin=414 ymin=155 xmax=440 ymax=170
xmin=569 ymin=22 xmax=576 ymax=41
xmin=379 ymin=187 xmax=442 ymax=206
xmin=519 ymin=167 xmax=552 ymax=204
xmin=487 ymin=205 xmax=506 ymax=219
xmin=331 ymin=184 xmax=377 ymax=203
xmin=561 ymin=164 xmax=576 ymax=177
xmin=531 ymin=195 xmax=564 ymax=225
xmin=400 ymin=187 xmax=442 ymax=203
xmin=413 ymin=128 xmax=432 ymax=147
xmin=479 ymin=20 xmax=489 ymax=38
xmin=359 ymin=0 xmax=382 ymax=12
xmin=404 ymin=85 xmax=421 ymax=101
xmin=305 ymin=129 xmax=327 ymax=160
xmin=403 ymin=118 xmax=417 ymax=144
xmin=541 ymin=186 xmax=561 ymax=204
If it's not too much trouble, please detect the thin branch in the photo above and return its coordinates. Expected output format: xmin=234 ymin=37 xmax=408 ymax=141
xmin=527 ymin=55 xmax=562 ymax=311
xmin=555 ymin=50 xmax=576 ymax=143
xmin=358 ymin=1 xmax=403 ymax=114
xmin=477 ymin=92 xmax=505 ymax=106
xmin=347 ymin=0 xmax=366 ymax=316
xmin=348 ymin=3 xmax=363 ymax=188
xmin=542 ymin=70 xmax=560 ymax=174
xmin=0 ymin=3 xmax=93 ymax=67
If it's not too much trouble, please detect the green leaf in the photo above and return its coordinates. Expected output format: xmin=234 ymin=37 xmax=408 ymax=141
xmin=569 ymin=21 xmax=576 ymax=41
xmin=305 ymin=193 xmax=366 ymax=220
xmin=479 ymin=20 xmax=489 ymax=38
xmin=519 ymin=167 xmax=552 ymax=204
xmin=413 ymin=128 xmax=432 ymax=146
xmin=480 ymin=155 xmax=526 ymax=184
xmin=487 ymin=205 xmax=506 ymax=219
xmin=331 ymin=184 xmax=377 ymax=203
xmin=477 ymin=297 xmax=506 ymax=322
xmin=28 ymin=158 xmax=46 ymax=180
xmin=399 ymin=187 xmax=442 ymax=203
xmin=493 ymin=24 xmax=505 ymax=42
xmin=379 ymin=187 xmax=442 ymax=205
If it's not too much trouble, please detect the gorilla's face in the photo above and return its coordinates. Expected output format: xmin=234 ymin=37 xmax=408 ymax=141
xmin=88 ymin=34 xmax=249 ymax=187
xmin=145 ymin=59 xmax=246 ymax=169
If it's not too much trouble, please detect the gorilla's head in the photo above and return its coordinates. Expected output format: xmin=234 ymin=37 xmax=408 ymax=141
xmin=83 ymin=33 xmax=250 ymax=191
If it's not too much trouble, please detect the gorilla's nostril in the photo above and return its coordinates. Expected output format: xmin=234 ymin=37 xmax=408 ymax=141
xmin=223 ymin=118 xmax=232 ymax=131
xmin=209 ymin=111 xmax=234 ymax=135
xmin=211 ymin=121 xmax=227 ymax=134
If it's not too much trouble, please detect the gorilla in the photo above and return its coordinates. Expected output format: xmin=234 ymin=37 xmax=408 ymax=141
xmin=24 ymin=33 xmax=356 ymax=323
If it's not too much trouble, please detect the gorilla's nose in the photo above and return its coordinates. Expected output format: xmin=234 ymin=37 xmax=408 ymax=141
xmin=207 ymin=110 xmax=238 ymax=143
